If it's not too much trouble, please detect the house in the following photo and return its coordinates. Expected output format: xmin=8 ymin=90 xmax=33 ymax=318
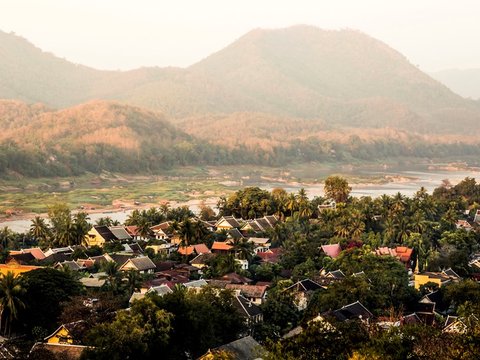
xmin=256 ymin=248 xmax=282 ymax=264
xmin=418 ymin=290 xmax=450 ymax=316
xmin=215 ymin=216 xmax=243 ymax=231
xmin=443 ymin=315 xmax=478 ymax=334
xmin=248 ymin=238 xmax=271 ymax=253
xmin=228 ymin=228 xmax=245 ymax=240
xmin=84 ymin=226 xmax=117 ymax=247
xmin=318 ymin=201 xmax=336 ymax=211
xmin=190 ymin=253 xmax=216 ymax=270
xmin=125 ymin=225 xmax=148 ymax=241
xmin=325 ymin=270 xmax=346 ymax=280
xmin=321 ymin=244 xmax=342 ymax=259
xmin=54 ymin=260 xmax=84 ymax=272
xmin=44 ymin=321 xmax=86 ymax=345
xmin=150 ymin=222 xmax=173 ymax=241
xmin=199 ymin=336 xmax=265 ymax=360
xmin=29 ymin=343 xmax=88 ymax=360
xmin=413 ymin=271 xmax=458 ymax=290
xmin=119 ymin=256 xmax=156 ymax=274
xmin=285 ymin=279 xmax=324 ymax=310
xmin=108 ymin=226 xmax=132 ymax=242
xmin=226 ymin=284 xmax=268 ymax=305
xmin=211 ymin=241 xmax=233 ymax=254
xmin=183 ymin=279 xmax=208 ymax=292
xmin=9 ymin=247 xmax=45 ymax=260
xmin=178 ymin=243 xmax=211 ymax=257
xmin=456 ymin=219 xmax=473 ymax=231
xmin=122 ymin=242 xmax=144 ymax=255
xmin=44 ymin=246 xmax=75 ymax=257
xmin=80 ymin=276 xmax=106 ymax=289
xmin=146 ymin=243 xmax=176 ymax=255
xmin=240 ymin=216 xmax=278 ymax=235
xmin=0 ymin=257 xmax=42 ymax=277
xmin=129 ymin=284 xmax=173 ymax=304
xmin=6 ymin=252 xmax=36 ymax=265
xmin=331 ymin=301 xmax=373 ymax=322
xmin=374 ymin=246 xmax=413 ymax=268
xmin=233 ymin=295 xmax=263 ymax=328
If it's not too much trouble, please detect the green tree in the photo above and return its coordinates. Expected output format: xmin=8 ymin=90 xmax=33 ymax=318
xmin=324 ymin=176 xmax=351 ymax=203
xmin=0 ymin=271 xmax=25 ymax=336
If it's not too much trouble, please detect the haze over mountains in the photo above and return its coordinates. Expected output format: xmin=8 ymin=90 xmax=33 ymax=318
xmin=1 ymin=25 xmax=480 ymax=177
xmin=430 ymin=68 xmax=480 ymax=100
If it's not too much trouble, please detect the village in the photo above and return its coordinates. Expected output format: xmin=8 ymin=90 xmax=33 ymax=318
xmin=1 ymin=177 xmax=480 ymax=359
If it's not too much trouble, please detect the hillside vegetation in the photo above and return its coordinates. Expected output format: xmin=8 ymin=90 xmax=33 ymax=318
xmin=1 ymin=27 xmax=480 ymax=135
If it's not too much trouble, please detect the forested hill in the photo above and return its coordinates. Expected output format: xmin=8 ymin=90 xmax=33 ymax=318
xmin=1 ymin=27 xmax=480 ymax=135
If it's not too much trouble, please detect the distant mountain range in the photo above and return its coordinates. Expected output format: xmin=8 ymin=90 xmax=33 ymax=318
xmin=430 ymin=68 xmax=480 ymax=100
xmin=1 ymin=26 xmax=480 ymax=177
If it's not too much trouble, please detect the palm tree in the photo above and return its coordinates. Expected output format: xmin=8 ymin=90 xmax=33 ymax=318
xmin=0 ymin=227 xmax=14 ymax=251
xmin=137 ymin=218 xmax=153 ymax=240
xmin=285 ymin=193 xmax=298 ymax=218
xmin=0 ymin=271 xmax=25 ymax=336
xmin=178 ymin=219 xmax=195 ymax=248
xmin=101 ymin=261 xmax=121 ymax=293
xmin=72 ymin=212 xmax=91 ymax=245
xmin=30 ymin=217 xmax=51 ymax=245
xmin=231 ymin=238 xmax=254 ymax=261
xmin=123 ymin=270 xmax=142 ymax=296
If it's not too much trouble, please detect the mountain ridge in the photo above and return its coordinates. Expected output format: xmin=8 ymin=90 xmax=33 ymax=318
xmin=1 ymin=26 xmax=479 ymax=135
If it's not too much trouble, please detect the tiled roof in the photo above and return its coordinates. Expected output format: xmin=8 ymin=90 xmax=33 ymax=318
xmin=228 ymin=228 xmax=244 ymax=239
xmin=94 ymin=225 xmax=117 ymax=242
xmin=148 ymin=284 xmax=173 ymax=296
xmin=226 ymin=284 xmax=268 ymax=298
xmin=125 ymin=225 xmax=140 ymax=236
xmin=7 ymin=253 xmax=36 ymax=264
xmin=321 ymin=244 xmax=342 ymax=258
xmin=55 ymin=261 xmax=83 ymax=271
xmin=216 ymin=216 xmax=242 ymax=228
xmin=332 ymin=301 xmax=373 ymax=321
xmin=122 ymin=256 xmax=156 ymax=271
xmin=234 ymin=295 xmax=262 ymax=318
xmin=190 ymin=253 xmax=216 ymax=265
xmin=108 ymin=226 xmax=132 ymax=241
xmin=9 ymin=247 xmax=45 ymax=260
xmin=211 ymin=241 xmax=233 ymax=251
xmin=286 ymin=279 xmax=323 ymax=293
xmin=257 ymin=248 xmax=282 ymax=263
xmin=109 ymin=253 xmax=135 ymax=266
xmin=248 ymin=237 xmax=270 ymax=245
xmin=214 ymin=336 xmax=265 ymax=360
xmin=219 ymin=272 xmax=252 ymax=284
xmin=80 ymin=277 xmax=106 ymax=288
xmin=326 ymin=270 xmax=346 ymax=279
xmin=184 ymin=279 xmax=208 ymax=288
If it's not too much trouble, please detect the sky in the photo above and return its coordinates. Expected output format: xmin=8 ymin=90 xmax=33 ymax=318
xmin=1 ymin=0 xmax=479 ymax=71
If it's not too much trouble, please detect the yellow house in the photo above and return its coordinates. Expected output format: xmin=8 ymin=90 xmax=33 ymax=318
xmin=44 ymin=320 xmax=85 ymax=344
xmin=414 ymin=272 xmax=451 ymax=290
xmin=83 ymin=225 xmax=117 ymax=248
xmin=0 ymin=258 xmax=41 ymax=277
xmin=45 ymin=325 xmax=75 ymax=344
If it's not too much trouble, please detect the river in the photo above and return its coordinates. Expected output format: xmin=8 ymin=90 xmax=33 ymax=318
xmin=1 ymin=167 xmax=479 ymax=233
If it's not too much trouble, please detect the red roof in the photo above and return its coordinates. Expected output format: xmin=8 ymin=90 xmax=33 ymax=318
xmin=257 ymin=248 xmax=282 ymax=263
xmin=125 ymin=226 xmax=140 ymax=236
xmin=178 ymin=244 xmax=211 ymax=256
xmin=10 ymin=248 xmax=45 ymax=260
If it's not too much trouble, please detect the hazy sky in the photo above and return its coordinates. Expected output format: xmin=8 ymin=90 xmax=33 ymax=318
xmin=1 ymin=0 xmax=479 ymax=71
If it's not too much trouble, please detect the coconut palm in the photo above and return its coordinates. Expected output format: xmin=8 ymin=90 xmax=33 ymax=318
xmin=101 ymin=261 xmax=121 ymax=293
xmin=0 ymin=271 xmax=25 ymax=336
xmin=123 ymin=270 xmax=142 ymax=296
xmin=231 ymin=238 xmax=254 ymax=261
xmin=30 ymin=217 xmax=51 ymax=245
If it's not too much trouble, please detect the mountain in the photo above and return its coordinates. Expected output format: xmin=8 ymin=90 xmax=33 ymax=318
xmin=1 ymin=26 xmax=480 ymax=154
xmin=430 ymin=68 xmax=480 ymax=100
xmin=0 ymin=100 xmax=229 ymax=177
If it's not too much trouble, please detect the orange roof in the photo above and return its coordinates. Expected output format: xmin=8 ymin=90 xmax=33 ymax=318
xmin=0 ymin=264 xmax=42 ymax=276
xmin=178 ymin=246 xmax=195 ymax=256
xmin=211 ymin=242 xmax=233 ymax=251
